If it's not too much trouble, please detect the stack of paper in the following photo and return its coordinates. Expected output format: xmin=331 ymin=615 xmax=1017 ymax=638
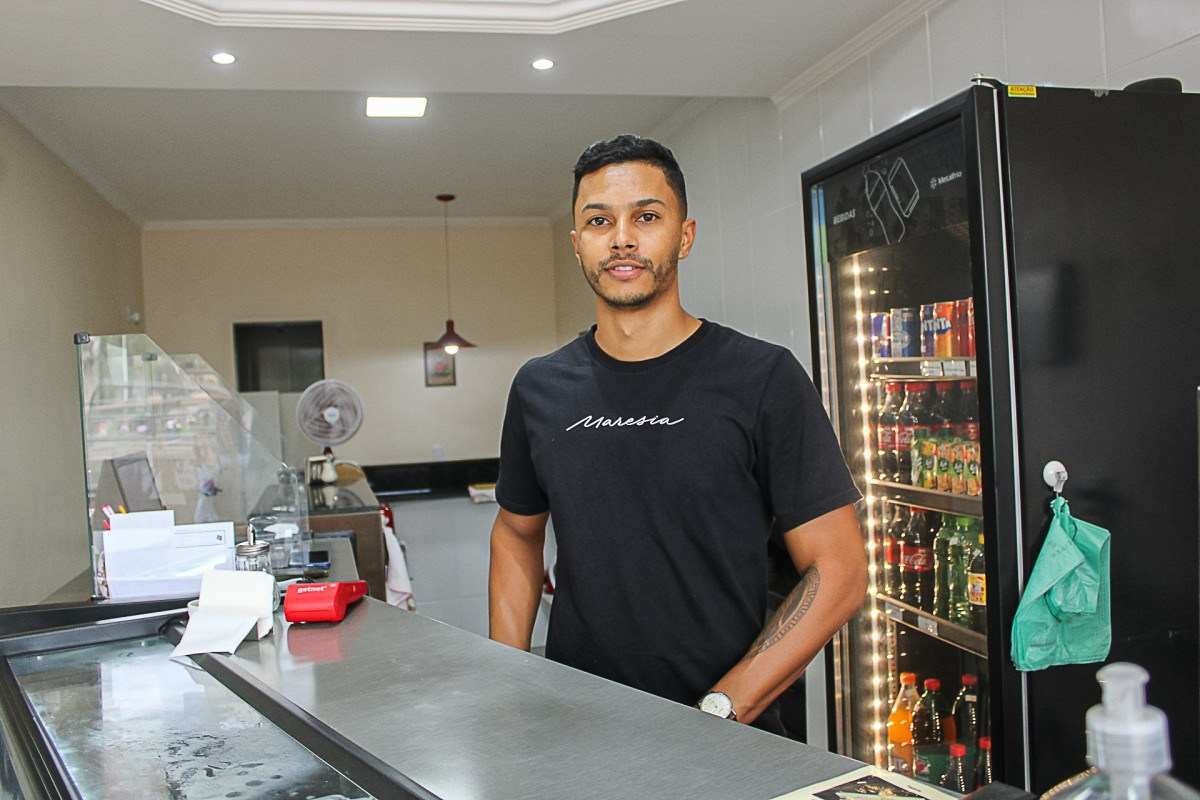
xmin=102 ymin=510 xmax=234 ymax=599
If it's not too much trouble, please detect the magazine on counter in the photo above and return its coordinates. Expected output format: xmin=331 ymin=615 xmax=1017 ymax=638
xmin=771 ymin=765 xmax=958 ymax=800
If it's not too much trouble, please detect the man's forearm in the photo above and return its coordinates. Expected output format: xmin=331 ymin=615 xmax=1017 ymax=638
xmin=710 ymin=553 xmax=865 ymax=723
xmin=488 ymin=518 xmax=545 ymax=651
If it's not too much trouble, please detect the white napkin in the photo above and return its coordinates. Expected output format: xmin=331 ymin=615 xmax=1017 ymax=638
xmin=171 ymin=570 xmax=275 ymax=661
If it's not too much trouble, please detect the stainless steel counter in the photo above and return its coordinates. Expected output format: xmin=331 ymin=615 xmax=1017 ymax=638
xmin=213 ymin=599 xmax=861 ymax=800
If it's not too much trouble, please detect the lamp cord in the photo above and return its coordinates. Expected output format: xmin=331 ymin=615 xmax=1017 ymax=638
xmin=442 ymin=203 xmax=452 ymax=318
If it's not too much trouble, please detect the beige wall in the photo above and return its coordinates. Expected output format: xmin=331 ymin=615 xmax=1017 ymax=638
xmin=142 ymin=222 xmax=557 ymax=466
xmin=0 ymin=107 xmax=143 ymax=606
xmin=551 ymin=213 xmax=594 ymax=346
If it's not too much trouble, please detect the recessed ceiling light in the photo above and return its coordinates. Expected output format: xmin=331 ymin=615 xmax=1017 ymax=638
xmin=211 ymin=52 xmax=236 ymax=65
xmin=531 ymin=58 xmax=555 ymax=71
xmin=365 ymin=96 xmax=428 ymax=118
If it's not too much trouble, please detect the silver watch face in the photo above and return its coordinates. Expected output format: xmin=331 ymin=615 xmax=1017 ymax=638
xmin=699 ymin=692 xmax=733 ymax=719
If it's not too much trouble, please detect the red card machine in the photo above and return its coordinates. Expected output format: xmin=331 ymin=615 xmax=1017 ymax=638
xmin=283 ymin=581 xmax=368 ymax=623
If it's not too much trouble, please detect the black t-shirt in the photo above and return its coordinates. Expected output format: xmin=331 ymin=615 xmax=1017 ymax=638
xmin=496 ymin=319 xmax=860 ymax=706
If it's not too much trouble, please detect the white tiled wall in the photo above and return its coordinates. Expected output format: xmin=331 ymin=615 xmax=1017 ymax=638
xmin=653 ymin=0 xmax=1200 ymax=373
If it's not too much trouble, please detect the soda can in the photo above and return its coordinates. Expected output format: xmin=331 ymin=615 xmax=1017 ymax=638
xmin=967 ymin=297 xmax=976 ymax=357
xmin=919 ymin=304 xmax=937 ymax=357
xmin=934 ymin=301 xmax=957 ymax=358
xmin=890 ymin=307 xmax=918 ymax=357
xmin=953 ymin=298 xmax=973 ymax=357
xmin=870 ymin=312 xmax=891 ymax=359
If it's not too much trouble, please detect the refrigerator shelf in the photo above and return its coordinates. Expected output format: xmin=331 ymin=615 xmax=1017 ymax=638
xmin=869 ymin=479 xmax=983 ymax=517
xmin=878 ymin=595 xmax=989 ymax=658
xmin=869 ymin=373 xmax=976 ymax=383
xmin=872 ymin=356 xmax=975 ymax=365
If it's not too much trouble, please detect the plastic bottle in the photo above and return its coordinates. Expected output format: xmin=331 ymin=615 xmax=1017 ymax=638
xmin=948 ymin=517 xmax=974 ymax=625
xmin=912 ymin=677 xmax=949 ymax=780
xmin=877 ymin=382 xmax=904 ymax=481
xmin=952 ymin=674 xmax=980 ymax=748
xmin=976 ymin=736 xmax=994 ymax=787
xmin=887 ymin=672 xmax=920 ymax=776
xmin=967 ymin=532 xmax=987 ymax=633
xmin=900 ymin=510 xmax=935 ymax=611
xmin=941 ymin=742 xmax=971 ymax=793
xmin=1039 ymin=663 xmax=1198 ymax=800
xmin=882 ymin=505 xmax=907 ymax=598
xmin=932 ymin=514 xmax=957 ymax=618
xmin=895 ymin=382 xmax=934 ymax=485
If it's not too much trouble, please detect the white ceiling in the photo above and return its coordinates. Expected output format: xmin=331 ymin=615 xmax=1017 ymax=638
xmin=0 ymin=0 xmax=898 ymax=221
xmin=0 ymin=87 xmax=691 ymax=219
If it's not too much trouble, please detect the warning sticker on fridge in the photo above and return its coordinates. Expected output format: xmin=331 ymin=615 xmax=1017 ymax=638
xmin=1008 ymin=84 xmax=1038 ymax=98
xmin=770 ymin=766 xmax=957 ymax=800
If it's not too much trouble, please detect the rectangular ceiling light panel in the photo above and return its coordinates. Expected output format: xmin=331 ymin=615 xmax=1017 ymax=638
xmin=366 ymin=96 xmax=428 ymax=118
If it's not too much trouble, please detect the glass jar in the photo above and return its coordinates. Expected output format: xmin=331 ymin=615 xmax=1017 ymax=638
xmin=235 ymin=541 xmax=280 ymax=610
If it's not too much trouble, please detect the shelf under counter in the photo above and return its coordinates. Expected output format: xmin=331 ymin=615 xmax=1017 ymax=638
xmin=868 ymin=479 xmax=983 ymax=517
xmin=877 ymin=595 xmax=989 ymax=659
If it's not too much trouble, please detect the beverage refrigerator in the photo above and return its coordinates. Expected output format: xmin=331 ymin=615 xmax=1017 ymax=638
xmin=801 ymin=80 xmax=1200 ymax=792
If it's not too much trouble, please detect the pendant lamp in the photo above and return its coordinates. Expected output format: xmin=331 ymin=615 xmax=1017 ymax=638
xmin=433 ymin=193 xmax=476 ymax=355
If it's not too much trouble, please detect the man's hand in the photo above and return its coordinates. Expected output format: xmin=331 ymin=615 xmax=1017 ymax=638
xmin=488 ymin=507 xmax=550 ymax=651
xmin=708 ymin=504 xmax=867 ymax=724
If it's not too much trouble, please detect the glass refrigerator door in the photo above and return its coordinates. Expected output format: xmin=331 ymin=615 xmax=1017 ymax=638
xmin=809 ymin=118 xmax=992 ymax=788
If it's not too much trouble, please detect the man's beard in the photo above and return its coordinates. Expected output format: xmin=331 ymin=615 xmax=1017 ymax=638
xmin=582 ymin=252 xmax=678 ymax=309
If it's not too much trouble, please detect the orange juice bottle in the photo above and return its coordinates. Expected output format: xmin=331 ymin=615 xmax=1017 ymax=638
xmin=887 ymin=672 xmax=920 ymax=775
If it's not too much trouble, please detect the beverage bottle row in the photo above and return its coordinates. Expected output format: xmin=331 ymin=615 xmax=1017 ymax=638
xmin=880 ymin=506 xmax=986 ymax=633
xmin=887 ymin=672 xmax=992 ymax=790
xmin=876 ymin=380 xmax=981 ymax=495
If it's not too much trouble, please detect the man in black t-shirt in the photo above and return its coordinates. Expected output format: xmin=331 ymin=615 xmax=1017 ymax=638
xmin=488 ymin=134 xmax=866 ymax=733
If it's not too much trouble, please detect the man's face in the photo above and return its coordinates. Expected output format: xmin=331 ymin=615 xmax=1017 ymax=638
xmin=570 ymin=161 xmax=695 ymax=309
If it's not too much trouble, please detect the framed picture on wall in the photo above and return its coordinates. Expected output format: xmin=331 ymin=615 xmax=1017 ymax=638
xmin=423 ymin=343 xmax=456 ymax=387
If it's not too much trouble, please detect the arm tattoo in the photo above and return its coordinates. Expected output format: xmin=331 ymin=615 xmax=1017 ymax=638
xmin=747 ymin=566 xmax=821 ymax=656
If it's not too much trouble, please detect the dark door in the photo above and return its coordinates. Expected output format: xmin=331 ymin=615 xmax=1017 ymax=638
xmin=1001 ymin=86 xmax=1200 ymax=789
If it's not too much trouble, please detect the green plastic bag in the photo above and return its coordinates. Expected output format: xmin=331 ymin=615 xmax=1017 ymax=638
xmin=1011 ymin=496 xmax=1111 ymax=671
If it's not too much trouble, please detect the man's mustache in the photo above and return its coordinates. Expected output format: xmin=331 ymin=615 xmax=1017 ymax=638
xmin=599 ymin=254 xmax=654 ymax=270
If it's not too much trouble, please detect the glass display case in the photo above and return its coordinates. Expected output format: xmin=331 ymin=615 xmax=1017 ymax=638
xmin=805 ymin=117 xmax=990 ymax=785
xmin=0 ymin=610 xmax=374 ymax=799
xmin=74 ymin=333 xmax=307 ymax=599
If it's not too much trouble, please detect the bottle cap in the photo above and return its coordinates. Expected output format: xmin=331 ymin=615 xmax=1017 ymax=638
xmin=950 ymin=743 xmax=967 ymax=758
xmin=979 ymin=736 xmax=992 ymax=750
xmin=1086 ymin=663 xmax=1171 ymax=776
xmin=908 ymin=382 xmax=930 ymax=391
xmin=886 ymin=382 xmax=902 ymax=391
xmin=924 ymin=677 xmax=941 ymax=691
xmin=900 ymin=672 xmax=917 ymax=685
xmin=962 ymin=674 xmax=978 ymax=686
xmin=959 ymin=379 xmax=976 ymax=390
xmin=936 ymin=381 xmax=954 ymax=393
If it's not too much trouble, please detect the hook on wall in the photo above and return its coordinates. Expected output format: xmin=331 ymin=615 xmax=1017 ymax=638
xmin=1042 ymin=460 xmax=1069 ymax=496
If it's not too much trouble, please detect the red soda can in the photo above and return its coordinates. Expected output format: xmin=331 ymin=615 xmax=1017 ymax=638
xmin=934 ymin=301 xmax=956 ymax=357
xmin=954 ymin=298 xmax=972 ymax=357
xmin=967 ymin=297 xmax=976 ymax=357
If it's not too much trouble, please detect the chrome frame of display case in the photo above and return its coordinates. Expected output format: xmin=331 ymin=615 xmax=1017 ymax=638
xmin=807 ymin=176 xmax=853 ymax=757
xmin=0 ymin=606 xmax=440 ymax=800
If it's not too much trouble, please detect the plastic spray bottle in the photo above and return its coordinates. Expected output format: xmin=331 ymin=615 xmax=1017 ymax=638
xmin=1041 ymin=663 xmax=1197 ymax=800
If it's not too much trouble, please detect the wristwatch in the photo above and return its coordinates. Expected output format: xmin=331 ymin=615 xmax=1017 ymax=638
xmin=697 ymin=691 xmax=737 ymax=721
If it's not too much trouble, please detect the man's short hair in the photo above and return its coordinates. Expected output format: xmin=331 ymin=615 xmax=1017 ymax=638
xmin=572 ymin=134 xmax=687 ymax=215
